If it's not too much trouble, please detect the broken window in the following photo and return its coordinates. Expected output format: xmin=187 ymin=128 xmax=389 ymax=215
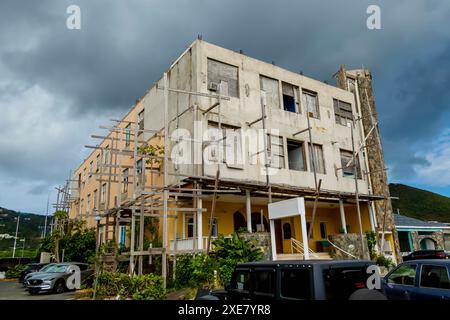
xmin=340 ymin=149 xmax=362 ymax=179
xmin=101 ymin=183 xmax=107 ymax=203
xmin=302 ymin=90 xmax=319 ymax=119
xmin=334 ymin=99 xmax=354 ymax=126
xmin=96 ymin=154 xmax=100 ymax=172
xmin=287 ymin=140 xmax=306 ymax=171
xmin=86 ymin=194 xmax=91 ymax=218
xmin=308 ymin=143 xmax=325 ymax=174
xmin=282 ymin=82 xmax=299 ymax=113
xmin=260 ymin=76 xmax=280 ymax=109
xmin=138 ymin=110 xmax=144 ymax=132
xmin=207 ymin=58 xmax=239 ymax=97
xmin=268 ymin=134 xmax=285 ymax=169
xmin=123 ymin=168 xmax=129 ymax=193
xmin=125 ymin=123 xmax=131 ymax=147
xmin=207 ymin=122 xmax=243 ymax=169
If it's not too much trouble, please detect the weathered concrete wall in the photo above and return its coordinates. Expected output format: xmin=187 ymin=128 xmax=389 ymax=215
xmin=328 ymin=233 xmax=370 ymax=260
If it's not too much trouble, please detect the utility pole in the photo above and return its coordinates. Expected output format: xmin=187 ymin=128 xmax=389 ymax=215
xmin=43 ymin=192 xmax=50 ymax=238
xmin=12 ymin=215 xmax=20 ymax=258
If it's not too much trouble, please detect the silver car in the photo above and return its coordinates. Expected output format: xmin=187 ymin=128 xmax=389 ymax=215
xmin=26 ymin=263 xmax=94 ymax=294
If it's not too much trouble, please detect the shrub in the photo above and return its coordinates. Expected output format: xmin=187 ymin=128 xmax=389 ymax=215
xmin=95 ymin=272 xmax=166 ymax=300
xmin=5 ymin=264 xmax=26 ymax=279
xmin=365 ymin=231 xmax=377 ymax=259
xmin=131 ymin=274 xmax=166 ymax=300
xmin=374 ymin=254 xmax=395 ymax=269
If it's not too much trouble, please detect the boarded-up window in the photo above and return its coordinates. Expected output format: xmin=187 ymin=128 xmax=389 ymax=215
xmin=207 ymin=59 xmax=239 ymax=97
xmin=207 ymin=122 xmax=243 ymax=169
xmin=302 ymin=90 xmax=319 ymax=119
xmin=340 ymin=149 xmax=362 ymax=179
xmin=268 ymin=134 xmax=285 ymax=169
xmin=334 ymin=99 xmax=353 ymax=126
xmin=260 ymin=76 xmax=280 ymax=109
xmin=282 ymin=82 xmax=299 ymax=113
xmin=308 ymin=143 xmax=325 ymax=174
xmin=287 ymin=140 xmax=306 ymax=171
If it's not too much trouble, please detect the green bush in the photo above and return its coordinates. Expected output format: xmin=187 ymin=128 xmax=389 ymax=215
xmin=5 ymin=264 xmax=26 ymax=279
xmin=365 ymin=231 xmax=377 ymax=259
xmin=95 ymin=272 xmax=166 ymax=300
xmin=374 ymin=254 xmax=395 ymax=269
xmin=131 ymin=274 xmax=166 ymax=300
xmin=174 ymin=232 xmax=263 ymax=289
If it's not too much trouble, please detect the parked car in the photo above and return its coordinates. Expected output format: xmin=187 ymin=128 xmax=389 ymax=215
xmin=197 ymin=260 xmax=386 ymax=300
xmin=382 ymin=260 xmax=450 ymax=300
xmin=26 ymin=263 xmax=94 ymax=295
xmin=19 ymin=263 xmax=51 ymax=283
xmin=403 ymin=250 xmax=448 ymax=261
xmin=23 ymin=263 xmax=56 ymax=287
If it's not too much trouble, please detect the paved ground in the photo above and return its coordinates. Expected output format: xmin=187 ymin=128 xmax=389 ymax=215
xmin=0 ymin=280 xmax=75 ymax=300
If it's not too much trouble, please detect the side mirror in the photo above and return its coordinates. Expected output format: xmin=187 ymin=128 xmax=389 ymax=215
xmin=224 ymin=283 xmax=231 ymax=291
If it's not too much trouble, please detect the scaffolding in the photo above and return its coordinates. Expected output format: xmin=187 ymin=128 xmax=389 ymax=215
xmin=69 ymin=65 xmax=391 ymax=287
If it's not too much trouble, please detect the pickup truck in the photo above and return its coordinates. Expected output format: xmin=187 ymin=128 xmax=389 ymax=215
xmin=198 ymin=259 xmax=386 ymax=300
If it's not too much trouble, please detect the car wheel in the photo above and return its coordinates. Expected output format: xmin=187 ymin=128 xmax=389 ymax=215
xmin=54 ymin=280 xmax=66 ymax=294
xmin=348 ymin=289 xmax=387 ymax=300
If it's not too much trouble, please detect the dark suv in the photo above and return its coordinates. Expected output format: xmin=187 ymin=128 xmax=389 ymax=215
xmin=402 ymin=250 xmax=448 ymax=261
xmin=198 ymin=260 xmax=385 ymax=300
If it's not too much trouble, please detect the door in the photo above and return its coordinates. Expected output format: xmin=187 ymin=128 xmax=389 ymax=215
xmin=383 ymin=263 xmax=418 ymax=300
xmin=282 ymin=219 xmax=292 ymax=253
xmin=274 ymin=220 xmax=283 ymax=253
xmin=413 ymin=264 xmax=450 ymax=300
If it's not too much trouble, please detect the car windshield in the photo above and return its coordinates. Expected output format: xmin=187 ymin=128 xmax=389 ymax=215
xmin=39 ymin=264 xmax=55 ymax=272
xmin=45 ymin=265 xmax=70 ymax=273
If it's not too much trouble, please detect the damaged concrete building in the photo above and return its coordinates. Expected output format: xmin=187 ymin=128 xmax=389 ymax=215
xmin=68 ymin=39 xmax=400 ymax=281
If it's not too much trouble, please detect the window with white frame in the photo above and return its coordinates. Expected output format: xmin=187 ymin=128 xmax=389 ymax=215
xmin=302 ymin=90 xmax=319 ymax=119
xmin=104 ymin=145 xmax=109 ymax=164
xmin=125 ymin=123 xmax=131 ymax=147
xmin=138 ymin=110 xmax=144 ymax=132
xmin=101 ymin=183 xmax=106 ymax=203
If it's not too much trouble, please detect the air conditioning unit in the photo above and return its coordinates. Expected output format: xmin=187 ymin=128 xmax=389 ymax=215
xmin=208 ymin=82 xmax=219 ymax=92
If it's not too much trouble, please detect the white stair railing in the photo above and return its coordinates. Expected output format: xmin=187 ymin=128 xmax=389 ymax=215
xmin=290 ymin=238 xmax=320 ymax=259
xmin=326 ymin=237 xmax=357 ymax=259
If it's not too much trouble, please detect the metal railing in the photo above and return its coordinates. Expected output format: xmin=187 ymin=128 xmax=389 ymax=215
xmin=326 ymin=237 xmax=357 ymax=259
xmin=290 ymin=238 xmax=320 ymax=259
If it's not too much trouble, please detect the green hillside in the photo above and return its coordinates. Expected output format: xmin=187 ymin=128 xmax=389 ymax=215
xmin=389 ymin=183 xmax=450 ymax=223
xmin=0 ymin=207 xmax=48 ymax=252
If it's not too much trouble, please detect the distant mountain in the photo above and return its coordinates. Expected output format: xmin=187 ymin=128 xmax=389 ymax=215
xmin=0 ymin=207 xmax=48 ymax=251
xmin=389 ymin=184 xmax=450 ymax=223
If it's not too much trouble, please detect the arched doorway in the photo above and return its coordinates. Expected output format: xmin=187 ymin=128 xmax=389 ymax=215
xmin=420 ymin=238 xmax=436 ymax=250
xmin=233 ymin=211 xmax=247 ymax=232
xmin=251 ymin=212 xmax=269 ymax=232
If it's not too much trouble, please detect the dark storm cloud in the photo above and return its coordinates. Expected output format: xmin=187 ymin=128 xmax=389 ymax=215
xmin=1 ymin=0 xmax=450 ymax=212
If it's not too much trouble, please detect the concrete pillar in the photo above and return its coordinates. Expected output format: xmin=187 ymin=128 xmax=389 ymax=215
xmin=368 ymin=202 xmax=376 ymax=232
xmin=300 ymin=212 xmax=310 ymax=260
xmin=197 ymin=198 xmax=203 ymax=250
xmin=246 ymin=190 xmax=252 ymax=232
xmin=270 ymin=219 xmax=276 ymax=260
xmin=339 ymin=199 xmax=347 ymax=234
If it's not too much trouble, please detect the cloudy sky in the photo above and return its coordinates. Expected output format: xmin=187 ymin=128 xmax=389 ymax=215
xmin=0 ymin=0 xmax=449 ymax=214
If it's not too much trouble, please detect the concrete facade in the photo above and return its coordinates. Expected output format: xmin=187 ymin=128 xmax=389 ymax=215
xmin=68 ymin=40 xmax=396 ymax=261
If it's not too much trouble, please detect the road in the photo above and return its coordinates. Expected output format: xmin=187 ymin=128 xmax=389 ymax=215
xmin=0 ymin=280 xmax=75 ymax=300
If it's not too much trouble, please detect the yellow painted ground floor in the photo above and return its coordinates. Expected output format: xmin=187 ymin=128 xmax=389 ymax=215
xmin=96 ymin=197 xmax=396 ymax=259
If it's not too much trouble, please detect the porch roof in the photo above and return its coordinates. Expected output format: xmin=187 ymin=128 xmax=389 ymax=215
xmin=185 ymin=176 xmax=385 ymax=202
